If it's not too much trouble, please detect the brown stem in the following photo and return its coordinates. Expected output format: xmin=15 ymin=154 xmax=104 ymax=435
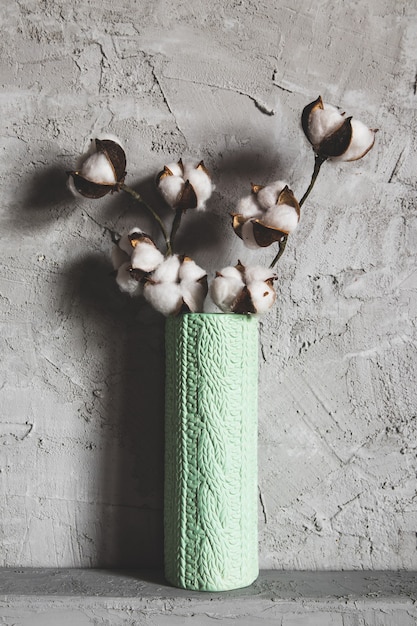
xmin=269 ymin=236 xmax=288 ymax=269
xmin=268 ymin=153 xmax=326 ymax=268
xmin=299 ymin=153 xmax=326 ymax=207
xmin=120 ymin=183 xmax=171 ymax=255
xmin=169 ymin=207 xmax=183 ymax=255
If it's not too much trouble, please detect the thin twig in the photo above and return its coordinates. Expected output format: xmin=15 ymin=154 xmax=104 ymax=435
xmin=169 ymin=207 xmax=183 ymax=255
xmin=299 ymin=154 xmax=326 ymax=207
xmin=120 ymin=183 xmax=171 ymax=255
xmin=269 ymin=153 xmax=326 ymax=268
xmin=269 ymin=236 xmax=288 ymax=269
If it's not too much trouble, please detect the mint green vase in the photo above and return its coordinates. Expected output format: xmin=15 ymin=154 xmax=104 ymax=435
xmin=164 ymin=313 xmax=259 ymax=591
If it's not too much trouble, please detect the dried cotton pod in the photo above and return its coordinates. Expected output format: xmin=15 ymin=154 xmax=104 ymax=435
xmin=143 ymin=254 xmax=208 ymax=316
xmin=144 ymin=282 xmax=183 ymax=316
xmin=130 ymin=236 xmax=164 ymax=273
xmin=302 ymin=96 xmax=376 ymax=161
xmin=156 ymin=159 xmax=214 ymax=211
xmin=210 ymin=266 xmax=245 ymax=312
xmin=68 ymin=138 xmax=126 ymax=198
xmin=232 ymin=182 xmax=300 ymax=248
xmin=211 ymin=262 xmax=277 ymax=314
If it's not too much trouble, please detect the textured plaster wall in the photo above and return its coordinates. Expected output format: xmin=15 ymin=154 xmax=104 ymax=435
xmin=0 ymin=0 xmax=416 ymax=570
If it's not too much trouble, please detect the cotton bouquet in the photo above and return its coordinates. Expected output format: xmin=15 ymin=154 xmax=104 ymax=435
xmin=68 ymin=96 xmax=376 ymax=316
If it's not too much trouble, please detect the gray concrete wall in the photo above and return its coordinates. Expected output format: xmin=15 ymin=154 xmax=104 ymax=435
xmin=1 ymin=0 xmax=416 ymax=570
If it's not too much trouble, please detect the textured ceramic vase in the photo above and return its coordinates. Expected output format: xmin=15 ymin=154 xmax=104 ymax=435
xmin=164 ymin=313 xmax=259 ymax=591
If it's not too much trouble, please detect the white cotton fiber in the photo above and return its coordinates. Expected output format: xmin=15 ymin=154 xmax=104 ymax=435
xmin=165 ymin=161 xmax=184 ymax=177
xmin=308 ymin=104 xmax=344 ymax=147
xmin=80 ymin=152 xmax=116 ymax=184
xmin=184 ymin=167 xmax=213 ymax=210
xmin=248 ymin=280 xmax=276 ymax=313
xmin=262 ymin=204 xmax=299 ymax=234
xmin=152 ymin=255 xmax=181 ymax=283
xmin=117 ymin=228 xmax=142 ymax=255
xmin=131 ymin=242 xmax=164 ymax=273
xmin=178 ymin=258 xmax=207 ymax=282
xmin=144 ymin=282 xmax=183 ymax=316
xmin=236 ymin=194 xmax=263 ymax=219
xmin=181 ymin=280 xmax=206 ymax=313
xmin=335 ymin=119 xmax=375 ymax=162
xmin=217 ymin=266 xmax=244 ymax=281
xmin=210 ymin=267 xmax=245 ymax=312
xmin=116 ymin=262 xmax=142 ymax=297
xmin=158 ymin=175 xmax=184 ymax=208
xmin=256 ymin=180 xmax=287 ymax=210
xmin=241 ymin=221 xmax=261 ymax=249
xmin=244 ymin=265 xmax=275 ymax=284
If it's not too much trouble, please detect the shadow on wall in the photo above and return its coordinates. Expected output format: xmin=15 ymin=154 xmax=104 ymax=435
xmin=16 ymin=141 xmax=281 ymax=569
xmin=70 ymin=254 xmax=165 ymax=568
xmin=18 ymin=160 xmax=167 ymax=568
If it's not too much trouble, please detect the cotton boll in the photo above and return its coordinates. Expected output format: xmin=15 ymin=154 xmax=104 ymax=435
xmin=308 ymin=104 xmax=345 ymax=147
xmin=116 ymin=228 xmax=142 ymax=255
xmin=334 ymin=119 xmax=376 ymax=162
xmin=248 ymin=280 xmax=276 ymax=314
xmin=181 ymin=280 xmax=207 ymax=313
xmin=158 ymin=175 xmax=185 ymax=208
xmin=179 ymin=257 xmax=207 ymax=282
xmin=235 ymin=194 xmax=263 ymax=219
xmin=184 ymin=168 xmax=213 ymax=210
xmin=111 ymin=244 xmax=130 ymax=270
xmin=218 ymin=266 xmax=245 ymax=282
xmin=131 ymin=242 xmax=164 ymax=273
xmin=262 ymin=203 xmax=299 ymax=234
xmin=244 ymin=265 xmax=276 ymax=284
xmin=116 ymin=262 xmax=143 ymax=297
xmin=152 ymin=254 xmax=181 ymax=283
xmin=210 ymin=269 xmax=245 ymax=312
xmin=256 ymin=180 xmax=287 ymax=210
xmin=165 ymin=161 xmax=184 ymax=177
xmin=79 ymin=152 xmax=117 ymax=184
xmin=241 ymin=221 xmax=261 ymax=249
xmin=144 ymin=282 xmax=183 ymax=316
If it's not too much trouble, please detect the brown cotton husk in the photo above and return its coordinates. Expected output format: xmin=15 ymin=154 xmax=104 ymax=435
xmin=128 ymin=232 xmax=155 ymax=248
xmin=68 ymin=172 xmax=113 ymax=198
xmin=95 ymin=139 xmax=126 ymax=182
xmin=234 ymin=260 xmax=246 ymax=276
xmin=155 ymin=165 xmax=174 ymax=184
xmin=129 ymin=267 xmax=148 ymax=282
xmin=251 ymin=220 xmax=287 ymax=247
xmin=302 ymin=96 xmax=354 ymax=158
xmin=231 ymin=285 xmax=256 ymax=314
xmin=198 ymin=274 xmax=209 ymax=295
xmin=196 ymin=160 xmax=209 ymax=176
xmin=277 ymin=185 xmax=300 ymax=214
xmin=68 ymin=138 xmax=126 ymax=198
xmin=251 ymin=183 xmax=264 ymax=194
xmin=318 ymin=116 xmax=353 ymax=158
xmin=301 ymin=95 xmax=324 ymax=141
xmin=176 ymin=179 xmax=198 ymax=211
xmin=155 ymin=159 xmax=184 ymax=185
xmin=231 ymin=213 xmax=247 ymax=239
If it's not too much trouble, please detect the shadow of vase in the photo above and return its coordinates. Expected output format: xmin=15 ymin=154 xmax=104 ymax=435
xmin=69 ymin=254 xmax=165 ymax=569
